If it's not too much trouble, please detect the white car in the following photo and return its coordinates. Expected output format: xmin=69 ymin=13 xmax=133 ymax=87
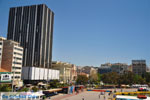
xmin=138 ymin=87 xmax=148 ymax=91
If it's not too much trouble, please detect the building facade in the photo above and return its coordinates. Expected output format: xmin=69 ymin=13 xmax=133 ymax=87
xmin=70 ymin=64 xmax=77 ymax=82
xmin=98 ymin=63 xmax=129 ymax=74
xmin=132 ymin=60 xmax=146 ymax=75
xmin=7 ymin=4 xmax=54 ymax=69
xmin=98 ymin=66 xmax=112 ymax=74
xmin=81 ymin=66 xmax=97 ymax=75
xmin=0 ymin=37 xmax=6 ymax=68
xmin=98 ymin=63 xmax=112 ymax=74
xmin=128 ymin=65 xmax=132 ymax=72
xmin=52 ymin=61 xmax=72 ymax=83
xmin=76 ymin=66 xmax=82 ymax=74
xmin=22 ymin=67 xmax=59 ymax=83
xmin=111 ymin=63 xmax=128 ymax=74
xmin=1 ymin=39 xmax=23 ymax=86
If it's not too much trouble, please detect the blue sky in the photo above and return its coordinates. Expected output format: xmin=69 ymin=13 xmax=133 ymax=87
xmin=0 ymin=0 xmax=150 ymax=67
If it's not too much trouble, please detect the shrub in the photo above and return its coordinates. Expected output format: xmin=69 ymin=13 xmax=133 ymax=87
xmin=0 ymin=84 xmax=11 ymax=92
xmin=49 ymin=80 xmax=60 ymax=88
xmin=32 ymin=86 xmax=38 ymax=92
xmin=18 ymin=87 xmax=29 ymax=92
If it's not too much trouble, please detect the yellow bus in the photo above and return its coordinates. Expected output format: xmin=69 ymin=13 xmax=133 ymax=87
xmin=115 ymin=95 xmax=150 ymax=100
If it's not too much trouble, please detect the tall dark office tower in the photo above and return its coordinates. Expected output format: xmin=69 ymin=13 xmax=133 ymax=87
xmin=7 ymin=4 xmax=54 ymax=68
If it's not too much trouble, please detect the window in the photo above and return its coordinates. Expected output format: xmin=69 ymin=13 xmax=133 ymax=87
xmin=14 ymin=52 xmax=23 ymax=56
xmin=15 ymin=72 xmax=21 ymax=74
xmin=13 ymin=62 xmax=22 ymax=65
xmin=14 ymin=47 xmax=23 ymax=51
xmin=12 ymin=76 xmax=20 ymax=79
xmin=12 ymin=67 xmax=21 ymax=69
xmin=0 ymin=42 xmax=2 ymax=45
xmin=14 ymin=57 xmax=22 ymax=60
xmin=15 ymin=76 xmax=20 ymax=78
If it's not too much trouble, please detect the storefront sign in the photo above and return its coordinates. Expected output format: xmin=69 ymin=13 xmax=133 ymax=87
xmin=0 ymin=74 xmax=11 ymax=82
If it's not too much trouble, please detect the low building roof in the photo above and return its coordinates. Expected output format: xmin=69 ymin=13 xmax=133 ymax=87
xmin=0 ymin=37 xmax=6 ymax=41
xmin=0 ymin=68 xmax=9 ymax=72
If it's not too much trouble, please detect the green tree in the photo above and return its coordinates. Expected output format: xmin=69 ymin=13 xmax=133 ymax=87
xmin=89 ymin=72 xmax=98 ymax=84
xmin=133 ymin=74 xmax=145 ymax=84
xmin=97 ymin=73 xmax=101 ymax=82
xmin=138 ymin=76 xmax=146 ymax=84
xmin=101 ymin=71 xmax=147 ymax=86
xmin=49 ymin=80 xmax=60 ymax=88
xmin=109 ymin=72 xmax=119 ymax=84
xmin=18 ymin=87 xmax=29 ymax=92
xmin=76 ymin=75 xmax=88 ymax=85
xmin=101 ymin=72 xmax=119 ymax=84
xmin=0 ymin=84 xmax=11 ymax=92
xmin=119 ymin=72 xmax=146 ymax=85
xmin=32 ymin=86 xmax=39 ymax=92
xmin=118 ymin=71 xmax=135 ymax=85
xmin=143 ymin=72 xmax=150 ymax=84
xmin=101 ymin=73 xmax=108 ymax=83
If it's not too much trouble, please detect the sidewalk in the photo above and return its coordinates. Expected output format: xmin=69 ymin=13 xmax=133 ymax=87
xmin=59 ymin=91 xmax=113 ymax=100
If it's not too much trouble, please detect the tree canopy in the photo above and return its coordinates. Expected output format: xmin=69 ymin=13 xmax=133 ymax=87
xmin=101 ymin=72 xmax=149 ymax=85
xmin=76 ymin=75 xmax=88 ymax=85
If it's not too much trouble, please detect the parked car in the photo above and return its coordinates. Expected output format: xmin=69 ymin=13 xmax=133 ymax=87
xmin=138 ymin=87 xmax=148 ymax=91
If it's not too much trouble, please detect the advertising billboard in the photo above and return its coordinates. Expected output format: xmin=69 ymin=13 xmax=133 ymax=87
xmin=0 ymin=73 xmax=11 ymax=82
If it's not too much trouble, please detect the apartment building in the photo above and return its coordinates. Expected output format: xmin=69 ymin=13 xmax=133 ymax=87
xmin=98 ymin=63 xmax=129 ymax=74
xmin=111 ymin=63 xmax=128 ymax=74
xmin=98 ymin=63 xmax=112 ymax=74
xmin=1 ymin=39 xmax=23 ymax=86
xmin=132 ymin=60 xmax=146 ymax=75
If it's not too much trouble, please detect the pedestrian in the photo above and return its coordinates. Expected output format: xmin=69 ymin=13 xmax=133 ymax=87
xmin=104 ymin=95 xmax=106 ymax=100
xmin=82 ymin=96 xmax=84 ymax=100
xmin=114 ymin=89 xmax=116 ymax=93
xmin=113 ymin=94 xmax=116 ymax=98
xmin=121 ymin=88 xmax=123 ymax=92
xmin=98 ymin=94 xmax=101 ymax=99
xmin=76 ymin=88 xmax=79 ymax=95
xmin=81 ymin=87 xmax=83 ymax=92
